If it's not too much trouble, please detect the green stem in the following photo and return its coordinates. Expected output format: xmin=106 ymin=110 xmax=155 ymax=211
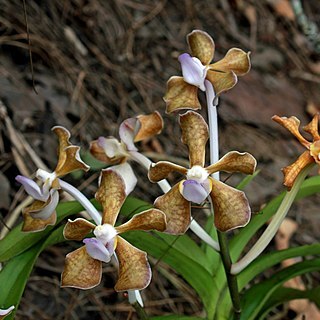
xmin=217 ymin=231 xmax=241 ymax=320
xmin=131 ymin=301 xmax=149 ymax=320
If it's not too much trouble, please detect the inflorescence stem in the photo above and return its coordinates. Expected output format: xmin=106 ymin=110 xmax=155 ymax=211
xmin=205 ymin=79 xmax=241 ymax=318
xmin=59 ymin=179 xmax=102 ymax=225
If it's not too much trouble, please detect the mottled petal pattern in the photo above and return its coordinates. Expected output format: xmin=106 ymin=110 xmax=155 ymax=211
xmin=303 ymin=113 xmax=320 ymax=141
xmin=206 ymin=69 xmax=237 ymax=95
xmin=272 ymin=115 xmax=310 ymax=148
xmin=210 ymin=48 xmax=251 ymax=75
xmin=282 ymin=151 xmax=314 ymax=190
xmin=29 ymin=190 xmax=59 ymax=220
xmin=206 ymin=151 xmax=257 ymax=175
xmin=180 ymin=111 xmax=209 ymax=167
xmin=61 ymin=246 xmax=102 ymax=289
xmin=114 ymin=236 xmax=151 ymax=291
xmin=210 ymin=178 xmax=251 ymax=232
xmin=52 ymin=126 xmax=89 ymax=176
xmin=63 ymin=218 xmax=96 ymax=240
xmin=95 ymin=169 xmax=126 ymax=226
xmin=115 ymin=209 xmax=166 ymax=234
xmin=148 ymin=161 xmax=187 ymax=183
xmin=22 ymin=199 xmax=57 ymax=232
xmin=187 ymin=29 xmax=215 ymax=65
xmin=55 ymin=146 xmax=89 ymax=177
xmin=109 ymin=162 xmax=137 ymax=195
xmin=154 ymin=183 xmax=191 ymax=234
xmin=164 ymin=76 xmax=201 ymax=113
xmin=134 ymin=111 xmax=164 ymax=142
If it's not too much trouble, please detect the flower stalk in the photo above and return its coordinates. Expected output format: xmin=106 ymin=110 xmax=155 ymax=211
xmin=206 ymin=78 xmax=242 ymax=318
xmin=231 ymin=163 xmax=314 ymax=275
xmin=217 ymin=230 xmax=242 ymax=319
xmin=59 ymin=179 xmax=102 ymax=225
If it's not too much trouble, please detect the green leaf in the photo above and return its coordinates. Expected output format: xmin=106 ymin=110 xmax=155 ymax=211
xmin=0 ymin=224 xmax=65 ymax=319
xmin=123 ymin=230 xmax=218 ymax=318
xmin=156 ymin=232 xmax=212 ymax=273
xmin=230 ymin=175 xmax=320 ymax=261
xmin=0 ymin=201 xmax=83 ymax=262
xmin=238 ymin=243 xmax=320 ymax=289
xmin=0 ymin=202 xmax=81 ymax=261
xmin=216 ymin=244 xmax=320 ymax=319
xmin=151 ymin=316 xmax=204 ymax=320
xmin=236 ymin=170 xmax=260 ymax=191
xmin=240 ymin=258 xmax=320 ymax=320
xmin=257 ymin=286 xmax=320 ymax=319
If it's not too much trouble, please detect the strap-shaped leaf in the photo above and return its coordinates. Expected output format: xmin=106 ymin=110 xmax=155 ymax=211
xmin=0 ymin=201 xmax=84 ymax=262
xmin=0 ymin=225 xmax=65 ymax=319
xmin=240 ymin=258 xmax=320 ymax=320
xmin=257 ymin=286 xmax=320 ymax=319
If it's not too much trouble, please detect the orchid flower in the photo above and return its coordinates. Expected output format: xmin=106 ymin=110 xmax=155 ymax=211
xmin=0 ymin=306 xmax=14 ymax=320
xmin=164 ymin=29 xmax=251 ymax=113
xmin=90 ymin=111 xmax=164 ymax=192
xmin=148 ymin=111 xmax=257 ymax=233
xmin=15 ymin=126 xmax=89 ymax=232
xmin=61 ymin=169 xmax=166 ymax=291
xmin=273 ymin=114 xmax=320 ymax=190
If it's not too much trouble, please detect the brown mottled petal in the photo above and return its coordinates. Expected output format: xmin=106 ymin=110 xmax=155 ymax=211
xmin=303 ymin=113 xmax=320 ymax=141
xmin=55 ymin=146 xmax=89 ymax=177
xmin=282 ymin=151 xmax=314 ymax=190
xmin=95 ymin=169 xmax=126 ymax=226
xmin=148 ymin=161 xmax=187 ymax=183
xmin=89 ymin=140 xmax=124 ymax=164
xmin=114 ymin=236 xmax=151 ymax=291
xmin=52 ymin=126 xmax=72 ymax=160
xmin=206 ymin=69 xmax=237 ymax=95
xmin=210 ymin=48 xmax=251 ymax=76
xmin=206 ymin=151 xmax=257 ymax=175
xmin=63 ymin=218 xmax=96 ymax=240
xmin=187 ymin=30 xmax=215 ymax=65
xmin=272 ymin=115 xmax=310 ymax=148
xmin=179 ymin=111 xmax=208 ymax=167
xmin=134 ymin=111 xmax=164 ymax=142
xmin=209 ymin=178 xmax=251 ymax=232
xmin=116 ymin=209 xmax=166 ymax=234
xmin=164 ymin=76 xmax=201 ymax=114
xmin=61 ymin=246 xmax=102 ymax=289
xmin=154 ymin=183 xmax=191 ymax=234
xmin=22 ymin=200 xmax=56 ymax=232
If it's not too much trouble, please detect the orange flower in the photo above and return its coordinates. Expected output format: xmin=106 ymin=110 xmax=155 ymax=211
xmin=61 ymin=170 xmax=166 ymax=291
xmin=148 ymin=111 xmax=256 ymax=233
xmin=164 ymin=30 xmax=251 ymax=113
xmin=273 ymin=114 xmax=320 ymax=189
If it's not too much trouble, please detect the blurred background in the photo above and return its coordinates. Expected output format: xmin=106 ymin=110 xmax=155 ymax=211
xmin=0 ymin=0 xmax=319 ymax=318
